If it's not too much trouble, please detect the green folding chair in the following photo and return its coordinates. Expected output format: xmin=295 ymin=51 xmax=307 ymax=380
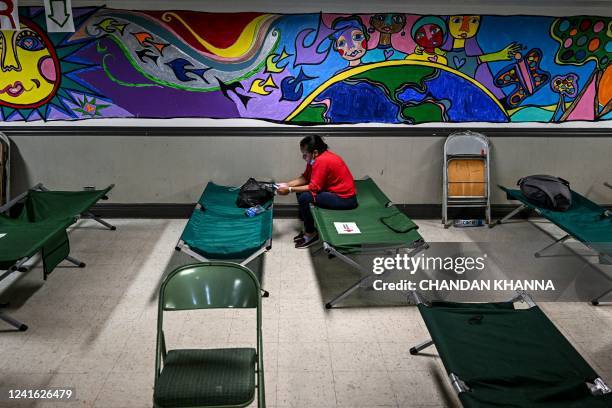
xmin=154 ymin=262 xmax=265 ymax=408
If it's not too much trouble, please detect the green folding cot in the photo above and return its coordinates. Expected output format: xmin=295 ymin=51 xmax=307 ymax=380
xmin=175 ymin=182 xmax=274 ymax=295
xmin=21 ymin=183 xmax=116 ymax=230
xmin=410 ymin=291 xmax=612 ymax=407
xmin=492 ymin=185 xmax=612 ymax=304
xmin=310 ymin=177 xmax=428 ymax=308
xmin=0 ymin=184 xmax=114 ymax=331
xmin=0 ymin=218 xmax=82 ymax=332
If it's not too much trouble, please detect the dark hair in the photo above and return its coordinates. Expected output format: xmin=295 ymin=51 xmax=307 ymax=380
xmin=300 ymin=134 xmax=328 ymax=154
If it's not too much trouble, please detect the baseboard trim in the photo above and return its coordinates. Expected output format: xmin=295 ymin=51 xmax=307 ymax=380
xmin=89 ymin=203 xmax=302 ymax=219
xmin=90 ymin=203 xmax=195 ymax=219
xmin=91 ymin=203 xmax=612 ymax=219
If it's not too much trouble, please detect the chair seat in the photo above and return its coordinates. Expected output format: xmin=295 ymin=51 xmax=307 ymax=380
xmin=154 ymin=348 xmax=257 ymax=408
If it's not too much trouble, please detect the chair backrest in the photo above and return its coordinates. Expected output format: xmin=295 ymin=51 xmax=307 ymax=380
xmin=444 ymin=130 xmax=490 ymax=157
xmin=160 ymin=262 xmax=260 ymax=311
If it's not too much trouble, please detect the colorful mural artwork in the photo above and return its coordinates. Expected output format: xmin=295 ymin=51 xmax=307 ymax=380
xmin=0 ymin=7 xmax=610 ymax=124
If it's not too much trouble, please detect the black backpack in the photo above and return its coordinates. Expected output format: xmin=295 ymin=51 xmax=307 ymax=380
xmin=236 ymin=178 xmax=275 ymax=208
xmin=518 ymin=175 xmax=572 ymax=211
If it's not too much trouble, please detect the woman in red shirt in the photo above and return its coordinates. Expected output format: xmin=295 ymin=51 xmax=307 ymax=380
xmin=277 ymin=135 xmax=358 ymax=248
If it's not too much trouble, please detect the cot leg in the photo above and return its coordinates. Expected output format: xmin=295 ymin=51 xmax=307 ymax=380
xmin=312 ymin=245 xmax=324 ymax=256
xmin=65 ymin=256 xmax=86 ymax=268
xmin=489 ymin=204 xmax=527 ymax=228
xmin=85 ymin=212 xmax=117 ymax=231
xmin=591 ymin=286 xmax=612 ymax=306
xmin=323 ymin=245 xmax=371 ymax=309
xmin=12 ymin=257 xmax=29 ymax=272
xmin=0 ymin=309 xmax=28 ymax=331
xmin=325 ymin=274 xmax=372 ymax=309
xmin=600 ymin=254 xmax=612 ymax=266
xmin=323 ymin=242 xmax=427 ymax=308
xmin=410 ymin=339 xmax=434 ymax=355
xmin=534 ymin=234 xmax=570 ymax=258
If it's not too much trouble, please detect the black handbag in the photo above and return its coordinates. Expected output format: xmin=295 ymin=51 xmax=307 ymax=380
xmin=236 ymin=178 xmax=275 ymax=208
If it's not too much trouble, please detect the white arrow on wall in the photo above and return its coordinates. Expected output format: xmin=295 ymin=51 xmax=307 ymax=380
xmin=44 ymin=0 xmax=75 ymax=32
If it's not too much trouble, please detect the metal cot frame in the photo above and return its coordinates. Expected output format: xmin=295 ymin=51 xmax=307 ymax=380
xmin=409 ymin=290 xmax=612 ymax=400
xmin=319 ymin=238 xmax=429 ymax=309
xmin=0 ymin=183 xmax=115 ymax=331
xmin=175 ymin=201 xmax=273 ymax=297
xmin=489 ymin=187 xmax=612 ymax=305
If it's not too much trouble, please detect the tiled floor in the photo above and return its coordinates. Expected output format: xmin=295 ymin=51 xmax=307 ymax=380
xmin=0 ymin=218 xmax=611 ymax=407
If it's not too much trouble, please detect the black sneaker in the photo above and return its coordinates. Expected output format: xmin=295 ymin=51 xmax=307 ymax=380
xmin=295 ymin=234 xmax=319 ymax=249
xmin=293 ymin=231 xmax=304 ymax=242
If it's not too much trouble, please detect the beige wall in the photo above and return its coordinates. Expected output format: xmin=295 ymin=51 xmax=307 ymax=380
xmin=10 ymin=135 xmax=612 ymax=204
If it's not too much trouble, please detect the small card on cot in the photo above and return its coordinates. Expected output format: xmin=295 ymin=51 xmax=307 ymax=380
xmin=334 ymin=222 xmax=361 ymax=234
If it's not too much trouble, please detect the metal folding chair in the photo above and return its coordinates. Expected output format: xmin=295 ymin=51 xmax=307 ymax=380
xmin=442 ymin=131 xmax=491 ymax=227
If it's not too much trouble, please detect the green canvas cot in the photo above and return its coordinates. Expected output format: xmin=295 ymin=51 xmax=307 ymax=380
xmin=0 ymin=184 xmax=115 ymax=331
xmin=176 ymin=182 xmax=274 ymax=294
xmin=0 ymin=216 xmax=76 ymax=275
xmin=2 ymin=183 xmax=116 ymax=229
xmin=311 ymin=178 xmax=427 ymax=308
xmin=0 ymin=183 xmax=114 ymax=275
xmin=20 ymin=187 xmax=113 ymax=222
xmin=493 ymin=185 xmax=612 ymax=304
xmin=410 ymin=292 xmax=612 ymax=407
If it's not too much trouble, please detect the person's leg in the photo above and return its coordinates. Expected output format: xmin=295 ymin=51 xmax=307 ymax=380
xmin=292 ymin=192 xmax=306 ymax=241
xmin=297 ymin=192 xmax=316 ymax=234
xmin=296 ymin=192 xmax=305 ymax=221
xmin=314 ymin=192 xmax=358 ymax=210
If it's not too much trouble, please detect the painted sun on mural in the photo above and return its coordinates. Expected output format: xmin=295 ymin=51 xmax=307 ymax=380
xmin=0 ymin=8 xmax=610 ymax=124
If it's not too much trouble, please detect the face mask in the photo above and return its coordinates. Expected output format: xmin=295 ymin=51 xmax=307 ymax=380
xmin=302 ymin=152 xmax=315 ymax=164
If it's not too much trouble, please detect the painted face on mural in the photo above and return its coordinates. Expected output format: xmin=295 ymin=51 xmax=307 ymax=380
xmin=414 ymin=23 xmax=444 ymax=49
xmin=448 ymin=15 xmax=481 ymax=39
xmin=370 ymin=14 xmax=406 ymax=34
xmin=0 ymin=21 xmax=59 ymax=108
xmin=335 ymin=28 xmax=367 ymax=61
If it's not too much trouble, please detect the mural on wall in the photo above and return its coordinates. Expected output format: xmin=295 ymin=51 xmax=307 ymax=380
xmin=0 ymin=7 xmax=610 ymax=124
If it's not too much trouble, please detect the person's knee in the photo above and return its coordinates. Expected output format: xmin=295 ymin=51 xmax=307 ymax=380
xmin=297 ymin=192 xmax=314 ymax=206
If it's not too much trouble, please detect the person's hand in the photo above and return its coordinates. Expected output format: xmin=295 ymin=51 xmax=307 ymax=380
xmin=277 ymin=186 xmax=290 ymax=195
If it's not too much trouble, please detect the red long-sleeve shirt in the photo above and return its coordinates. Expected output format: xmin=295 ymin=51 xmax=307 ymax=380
xmin=302 ymin=150 xmax=356 ymax=198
